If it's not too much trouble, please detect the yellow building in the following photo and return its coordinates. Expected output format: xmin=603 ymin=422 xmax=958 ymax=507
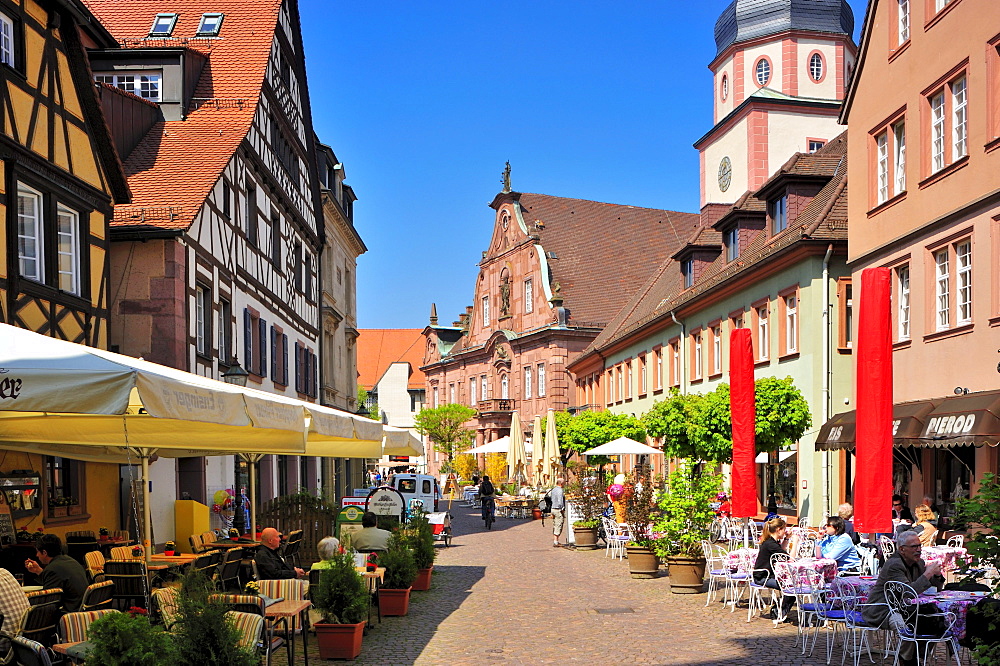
xmin=0 ymin=0 xmax=129 ymax=544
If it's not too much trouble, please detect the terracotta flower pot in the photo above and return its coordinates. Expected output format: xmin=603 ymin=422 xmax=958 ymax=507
xmin=411 ymin=566 xmax=433 ymax=591
xmin=532 ymin=508 xmax=542 ymax=520
xmin=572 ymin=526 xmax=599 ymax=550
xmin=315 ymin=621 xmax=365 ymax=660
xmin=379 ymin=587 xmax=411 ymax=616
xmin=666 ymin=555 xmax=707 ymax=593
xmin=625 ymin=545 xmax=660 ymax=579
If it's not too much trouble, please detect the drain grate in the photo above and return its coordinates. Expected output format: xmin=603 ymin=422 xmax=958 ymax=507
xmin=485 ymin=649 xmax=504 ymax=654
xmin=593 ymin=607 xmax=635 ymax=614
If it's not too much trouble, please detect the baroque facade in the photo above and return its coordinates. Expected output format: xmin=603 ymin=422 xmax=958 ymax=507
xmin=421 ymin=176 xmax=698 ymax=478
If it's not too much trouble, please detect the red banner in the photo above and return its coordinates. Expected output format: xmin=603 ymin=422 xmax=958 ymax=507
xmin=730 ymin=328 xmax=757 ymax=518
xmin=854 ymin=268 xmax=893 ymax=534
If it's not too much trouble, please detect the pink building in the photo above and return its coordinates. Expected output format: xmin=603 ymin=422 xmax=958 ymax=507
xmin=421 ymin=181 xmax=698 ymax=477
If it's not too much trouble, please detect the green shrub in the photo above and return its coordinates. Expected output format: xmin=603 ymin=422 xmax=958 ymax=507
xmin=380 ymin=534 xmax=418 ymax=589
xmin=85 ymin=611 xmax=177 ymax=666
xmin=172 ymin=571 xmax=259 ymax=666
xmin=312 ymin=551 xmax=369 ymax=625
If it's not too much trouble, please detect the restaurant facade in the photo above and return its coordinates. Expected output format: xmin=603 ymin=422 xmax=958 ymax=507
xmin=818 ymin=0 xmax=1000 ymax=527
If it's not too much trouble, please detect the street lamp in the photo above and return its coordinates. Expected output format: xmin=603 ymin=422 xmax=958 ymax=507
xmin=222 ymin=358 xmax=249 ymax=387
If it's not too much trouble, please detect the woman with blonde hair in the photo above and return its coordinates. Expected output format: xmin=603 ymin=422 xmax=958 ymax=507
xmin=837 ymin=502 xmax=860 ymax=543
xmin=912 ymin=504 xmax=937 ymax=547
xmin=753 ymin=517 xmax=793 ymax=620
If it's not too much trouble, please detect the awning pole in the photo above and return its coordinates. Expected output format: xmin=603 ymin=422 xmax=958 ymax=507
xmin=249 ymin=457 xmax=258 ymax=538
xmin=141 ymin=451 xmax=152 ymax=565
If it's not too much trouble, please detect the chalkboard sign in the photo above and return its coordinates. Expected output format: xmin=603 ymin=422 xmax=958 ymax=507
xmin=0 ymin=499 xmax=15 ymax=546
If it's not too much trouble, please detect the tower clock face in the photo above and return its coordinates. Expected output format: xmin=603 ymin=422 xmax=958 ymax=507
xmin=718 ymin=156 xmax=732 ymax=192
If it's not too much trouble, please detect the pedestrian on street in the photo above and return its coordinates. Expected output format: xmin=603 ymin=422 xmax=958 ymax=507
xmin=480 ymin=475 xmax=496 ymax=529
xmin=549 ymin=478 xmax=566 ymax=547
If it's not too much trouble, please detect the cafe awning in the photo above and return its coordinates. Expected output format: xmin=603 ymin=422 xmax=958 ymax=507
xmin=815 ymin=392 xmax=1000 ymax=451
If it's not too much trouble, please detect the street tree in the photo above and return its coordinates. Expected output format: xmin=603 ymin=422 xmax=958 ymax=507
xmin=553 ymin=410 xmax=647 ymax=466
xmin=413 ymin=403 xmax=477 ymax=468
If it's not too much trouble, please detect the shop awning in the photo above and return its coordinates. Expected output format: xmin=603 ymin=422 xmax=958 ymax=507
xmin=814 ymin=392 xmax=1000 ymax=451
xmin=755 ymin=450 xmax=797 ymax=463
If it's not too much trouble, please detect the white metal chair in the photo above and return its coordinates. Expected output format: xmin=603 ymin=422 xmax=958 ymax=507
xmin=799 ymin=516 xmax=810 ymax=529
xmin=832 ymin=577 xmax=888 ymax=666
xmin=797 ymin=537 xmax=817 ymax=559
xmin=855 ymin=544 xmax=878 ymax=577
xmin=601 ymin=517 xmax=628 ymax=560
xmin=878 ymin=535 xmax=896 ymax=560
xmin=883 ymin=581 xmax=962 ymax=666
xmin=702 ymin=541 xmax=730 ymax=607
xmin=724 ymin=548 xmax=756 ymax=612
xmin=946 ymin=534 xmax=964 ymax=549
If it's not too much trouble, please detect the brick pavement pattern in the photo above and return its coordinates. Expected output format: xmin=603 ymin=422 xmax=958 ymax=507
xmin=272 ymin=504 xmax=969 ymax=664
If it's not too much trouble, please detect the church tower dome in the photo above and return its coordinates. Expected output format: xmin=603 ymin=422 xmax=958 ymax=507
xmin=714 ymin=0 xmax=854 ymax=55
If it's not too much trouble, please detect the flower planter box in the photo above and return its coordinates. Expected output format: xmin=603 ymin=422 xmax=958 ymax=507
xmin=51 ymin=507 xmax=67 ymax=518
xmin=411 ymin=566 xmax=433 ymax=591
xmin=68 ymin=505 xmax=83 ymax=516
xmin=315 ymin=621 xmax=365 ymax=660
xmin=379 ymin=587 xmax=411 ymax=616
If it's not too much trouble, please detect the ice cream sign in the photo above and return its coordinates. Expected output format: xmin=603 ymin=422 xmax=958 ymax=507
xmin=365 ymin=487 xmax=405 ymax=518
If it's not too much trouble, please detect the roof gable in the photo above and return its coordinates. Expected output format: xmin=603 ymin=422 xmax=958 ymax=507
xmin=357 ymin=329 xmax=427 ymax=390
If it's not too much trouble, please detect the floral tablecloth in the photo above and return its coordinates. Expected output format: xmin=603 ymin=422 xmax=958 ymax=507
xmin=832 ymin=575 xmax=879 ymax=603
xmin=726 ymin=547 xmax=758 ymax=572
xmin=922 ymin=546 xmax=967 ymax=572
xmin=912 ymin=590 xmax=985 ymax=640
xmin=786 ymin=557 xmax=838 ymax=583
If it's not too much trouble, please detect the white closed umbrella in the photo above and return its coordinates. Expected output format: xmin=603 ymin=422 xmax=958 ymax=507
xmin=543 ymin=409 xmax=560 ymax=483
xmin=531 ymin=415 xmax=543 ymax=484
xmin=506 ymin=411 xmax=527 ymax=483
xmin=582 ymin=437 xmax=663 ymax=457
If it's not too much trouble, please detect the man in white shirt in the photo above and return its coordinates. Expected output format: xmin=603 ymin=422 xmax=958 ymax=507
xmin=549 ymin=479 xmax=566 ymax=547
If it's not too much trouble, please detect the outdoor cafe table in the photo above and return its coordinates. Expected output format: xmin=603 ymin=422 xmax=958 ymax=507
xmin=149 ymin=552 xmax=199 ymax=565
xmin=266 ymin=598 xmax=312 ymax=666
xmin=833 ymin=575 xmax=878 ymax=602
xmin=726 ymin=547 xmax=757 ymax=571
xmin=911 ymin=589 xmax=987 ymax=640
xmin=202 ymin=539 xmax=261 ymax=551
xmin=786 ymin=557 xmax=838 ymax=583
xmin=922 ymin=545 xmax=967 ymax=573
xmin=53 ymin=641 xmax=90 ymax=663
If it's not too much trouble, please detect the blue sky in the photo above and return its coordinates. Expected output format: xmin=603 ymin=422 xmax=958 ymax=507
xmin=300 ymin=1 xmax=869 ymax=329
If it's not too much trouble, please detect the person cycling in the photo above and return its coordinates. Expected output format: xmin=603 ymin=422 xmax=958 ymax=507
xmin=480 ymin=475 xmax=497 ymax=529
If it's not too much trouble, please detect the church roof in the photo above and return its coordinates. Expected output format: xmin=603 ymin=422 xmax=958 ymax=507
xmin=714 ymin=0 xmax=854 ymax=55
xmin=514 ymin=193 xmax=701 ymax=327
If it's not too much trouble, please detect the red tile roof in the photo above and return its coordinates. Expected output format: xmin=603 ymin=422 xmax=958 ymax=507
xmin=82 ymin=0 xmax=281 ymax=231
xmin=515 ymin=193 xmax=701 ymax=327
xmin=357 ymin=329 xmax=427 ymax=390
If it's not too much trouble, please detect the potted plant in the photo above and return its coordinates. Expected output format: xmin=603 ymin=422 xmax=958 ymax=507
xmin=312 ymin=550 xmax=369 ymax=660
xmin=568 ymin=471 xmax=606 ymax=550
xmin=652 ymin=459 xmax=722 ymax=593
xmin=170 ymin=571 xmax=260 ymax=665
xmin=378 ymin=534 xmax=418 ymax=616
xmin=624 ymin=466 xmax=662 ymax=578
xmin=86 ymin=608 xmax=178 ymax=665
xmin=99 ymin=526 xmax=110 ymax=540
xmin=407 ymin=511 xmax=437 ymax=591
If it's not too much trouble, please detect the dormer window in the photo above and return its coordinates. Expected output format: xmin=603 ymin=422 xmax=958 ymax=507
xmin=770 ymin=194 xmax=788 ymax=234
xmin=724 ymin=227 xmax=739 ymax=262
xmin=95 ymin=73 xmax=162 ymax=102
xmin=150 ymin=13 xmax=178 ymax=36
xmin=197 ymin=13 xmax=224 ymax=36
xmin=682 ymin=259 xmax=694 ymax=289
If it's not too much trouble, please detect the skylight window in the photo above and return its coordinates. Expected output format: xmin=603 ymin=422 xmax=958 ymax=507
xmin=197 ymin=13 xmax=224 ymax=36
xmin=150 ymin=13 xmax=178 ymax=36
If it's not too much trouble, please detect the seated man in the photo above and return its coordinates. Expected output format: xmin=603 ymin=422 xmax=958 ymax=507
xmin=254 ymin=527 xmax=304 ymax=580
xmin=351 ymin=512 xmax=391 ymax=552
xmin=25 ymin=534 xmax=88 ymax=611
xmin=862 ymin=531 xmax=945 ymax=666
xmin=0 ymin=568 xmax=30 ymax=634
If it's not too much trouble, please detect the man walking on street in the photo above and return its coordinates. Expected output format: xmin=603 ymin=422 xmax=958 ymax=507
xmin=550 ymin=478 xmax=566 ymax=547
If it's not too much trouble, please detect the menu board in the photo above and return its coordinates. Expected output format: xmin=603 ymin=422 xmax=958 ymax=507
xmin=0 ymin=497 xmax=15 ymax=545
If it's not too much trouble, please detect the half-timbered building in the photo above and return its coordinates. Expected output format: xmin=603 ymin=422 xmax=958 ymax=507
xmin=0 ymin=0 xmax=130 ymax=544
xmin=82 ymin=0 xmax=329 ymax=537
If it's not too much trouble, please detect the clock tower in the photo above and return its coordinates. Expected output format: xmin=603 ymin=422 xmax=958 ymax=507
xmin=695 ymin=0 xmax=857 ymax=208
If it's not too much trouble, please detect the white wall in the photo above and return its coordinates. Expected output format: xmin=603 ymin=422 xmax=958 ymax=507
xmin=767 ymin=111 xmax=843 ymax=167
xmin=797 ymin=38 xmax=840 ymax=100
xmin=702 ymin=116 xmax=749 ymax=206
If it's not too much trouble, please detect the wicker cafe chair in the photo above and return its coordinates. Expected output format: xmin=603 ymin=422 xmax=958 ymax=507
xmin=883 ymin=581 xmax=962 ymax=666
xmin=84 ymin=550 xmax=106 ymax=582
xmin=66 ymin=540 xmax=101 ymax=569
xmin=193 ymin=552 xmax=221 ymax=583
xmin=257 ymin=579 xmax=308 ymax=633
xmin=217 ymin=548 xmax=245 ymax=592
xmin=109 ymin=545 xmax=142 ymax=561
xmin=58 ymin=609 xmax=121 ymax=643
xmin=111 ymin=530 xmax=130 ymax=541
xmin=283 ymin=530 xmax=304 ymax=568
xmin=226 ymin=610 xmax=265 ymax=653
xmin=10 ymin=637 xmax=53 ymax=666
xmin=211 ymin=595 xmax=287 ymax=666
xmin=150 ymin=587 xmax=180 ymax=630
xmin=80 ymin=580 xmax=115 ymax=611
xmin=189 ymin=533 xmax=206 ymax=554
xmin=103 ymin=560 xmax=149 ymax=610
xmin=18 ymin=590 xmax=63 ymax=647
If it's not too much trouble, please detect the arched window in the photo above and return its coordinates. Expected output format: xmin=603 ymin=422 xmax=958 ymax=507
xmin=755 ymin=58 xmax=771 ymax=86
xmin=720 ymin=73 xmax=729 ymax=100
xmin=500 ymin=374 xmax=509 ymax=399
xmin=809 ymin=53 xmax=824 ymax=82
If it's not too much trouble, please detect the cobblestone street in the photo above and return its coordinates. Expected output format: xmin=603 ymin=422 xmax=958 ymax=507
xmin=271 ymin=503 xmax=973 ymax=665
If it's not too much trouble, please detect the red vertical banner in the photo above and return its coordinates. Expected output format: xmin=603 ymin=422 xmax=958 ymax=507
xmin=730 ymin=328 xmax=757 ymax=518
xmin=854 ymin=268 xmax=893 ymax=534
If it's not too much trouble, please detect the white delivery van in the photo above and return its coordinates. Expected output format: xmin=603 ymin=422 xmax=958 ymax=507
xmin=390 ymin=473 xmax=440 ymax=513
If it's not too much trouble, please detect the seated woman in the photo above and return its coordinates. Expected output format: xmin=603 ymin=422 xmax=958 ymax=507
xmin=753 ymin=517 xmax=794 ymax=621
xmin=817 ymin=516 xmax=862 ymax=572
xmin=309 ymin=536 xmax=342 ymax=569
xmin=912 ymin=504 xmax=938 ymax=547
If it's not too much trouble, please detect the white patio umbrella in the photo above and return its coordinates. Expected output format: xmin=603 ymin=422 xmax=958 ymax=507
xmin=531 ymin=415 xmax=543 ymax=484
xmin=0 ymin=324 xmax=382 ymax=558
xmin=582 ymin=437 xmax=664 ymax=457
xmin=543 ymin=409 xmax=560 ymax=483
xmin=506 ymin=412 xmax=528 ymax=483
